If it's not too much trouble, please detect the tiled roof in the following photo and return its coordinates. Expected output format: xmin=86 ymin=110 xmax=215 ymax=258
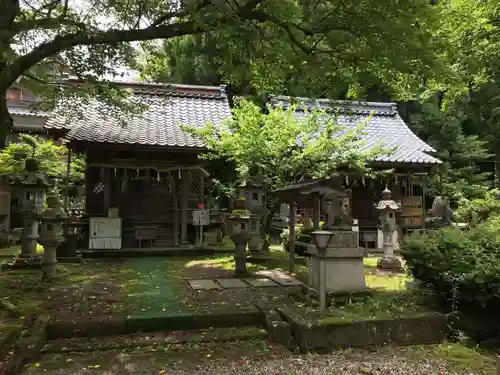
xmin=270 ymin=96 xmax=442 ymax=166
xmin=9 ymin=103 xmax=48 ymax=134
xmin=8 ymin=103 xmax=50 ymax=118
xmin=44 ymin=83 xmax=231 ymax=148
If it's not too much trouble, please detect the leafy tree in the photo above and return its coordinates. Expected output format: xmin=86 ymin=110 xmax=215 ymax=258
xmin=185 ymin=99 xmax=387 ymax=245
xmin=0 ymin=134 xmax=85 ymax=187
xmin=0 ymin=0 xmax=446 ymax=148
xmin=404 ymin=95 xmax=492 ymax=200
xmin=138 ymin=0 xmax=446 ymax=101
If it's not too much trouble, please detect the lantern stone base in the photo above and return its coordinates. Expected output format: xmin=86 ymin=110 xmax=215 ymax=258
xmin=4 ymin=255 xmax=42 ymax=270
xmin=248 ymin=235 xmax=268 ymax=258
xmin=42 ymin=246 xmax=58 ymax=281
xmin=307 ymin=245 xmax=366 ymax=293
xmin=204 ymin=230 xmax=220 ymax=246
xmin=377 ymin=256 xmax=403 ymax=272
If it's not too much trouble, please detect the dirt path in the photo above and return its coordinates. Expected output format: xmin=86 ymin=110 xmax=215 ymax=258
xmin=21 ymin=341 xmax=496 ymax=375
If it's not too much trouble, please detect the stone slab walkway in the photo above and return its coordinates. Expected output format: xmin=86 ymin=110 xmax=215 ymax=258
xmin=189 ymin=280 xmax=223 ymax=290
xmin=216 ymin=279 xmax=248 ymax=288
xmin=244 ymin=278 xmax=279 ymax=287
xmin=256 ymin=270 xmax=304 ymax=286
xmin=189 ymin=274 xmax=302 ymax=290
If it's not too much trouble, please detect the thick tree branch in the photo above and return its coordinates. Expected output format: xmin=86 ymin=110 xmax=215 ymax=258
xmin=1 ymin=0 xmax=272 ymax=91
xmin=1 ymin=20 xmax=204 ymax=91
xmin=12 ymin=17 xmax=89 ymax=32
xmin=151 ymin=0 xmax=213 ymax=27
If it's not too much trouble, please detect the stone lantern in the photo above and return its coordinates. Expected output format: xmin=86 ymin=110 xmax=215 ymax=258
xmin=9 ymin=172 xmax=53 ymax=258
xmin=239 ymin=179 xmax=266 ymax=256
xmin=226 ymin=197 xmax=252 ymax=277
xmin=374 ymin=187 xmax=402 ymax=271
xmin=38 ymin=190 xmax=66 ymax=280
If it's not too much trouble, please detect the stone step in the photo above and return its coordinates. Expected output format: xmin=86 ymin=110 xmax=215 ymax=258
xmin=23 ymin=337 xmax=284 ymax=375
xmin=41 ymin=327 xmax=268 ymax=354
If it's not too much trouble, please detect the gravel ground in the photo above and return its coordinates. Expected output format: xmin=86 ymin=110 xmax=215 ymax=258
xmin=22 ymin=340 xmax=496 ymax=375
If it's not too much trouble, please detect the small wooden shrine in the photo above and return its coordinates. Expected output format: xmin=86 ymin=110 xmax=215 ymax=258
xmin=269 ymin=96 xmax=442 ymax=248
xmin=44 ymin=81 xmax=232 ymax=249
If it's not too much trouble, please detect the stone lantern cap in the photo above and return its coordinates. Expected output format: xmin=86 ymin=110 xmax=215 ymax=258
xmin=239 ymin=177 xmax=263 ymax=189
xmin=1 ymin=172 xmax=53 ymax=188
xmin=374 ymin=188 xmax=402 ymax=211
xmin=41 ymin=190 xmax=67 ymax=220
xmin=228 ymin=197 xmax=252 ymax=220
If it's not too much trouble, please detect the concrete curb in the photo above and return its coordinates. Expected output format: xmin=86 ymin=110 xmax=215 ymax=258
xmin=47 ymin=309 xmax=263 ymax=339
xmin=278 ymin=306 xmax=450 ymax=353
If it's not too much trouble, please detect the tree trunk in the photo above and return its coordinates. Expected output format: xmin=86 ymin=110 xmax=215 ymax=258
xmin=260 ymin=202 xmax=279 ymax=253
xmin=0 ymin=94 xmax=13 ymax=149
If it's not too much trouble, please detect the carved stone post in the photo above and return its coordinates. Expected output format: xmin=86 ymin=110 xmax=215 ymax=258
xmin=227 ymin=198 xmax=251 ymax=277
xmin=21 ymin=216 xmax=39 ymax=257
xmin=10 ymin=172 xmax=51 ymax=258
xmin=375 ymin=188 xmax=403 ymax=271
xmin=39 ymin=190 xmax=66 ymax=281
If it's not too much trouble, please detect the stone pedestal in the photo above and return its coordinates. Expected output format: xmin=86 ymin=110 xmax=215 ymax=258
xmin=376 ymin=229 xmax=403 ymax=272
xmin=56 ymin=234 xmax=78 ymax=259
xmin=43 ymin=244 xmax=58 ymax=280
xmin=307 ymin=245 xmax=366 ymax=293
xmin=307 ymin=230 xmax=366 ymax=293
xmin=20 ymin=217 xmax=39 ymax=258
xmin=248 ymin=235 xmax=268 ymax=258
xmin=204 ymin=229 xmax=220 ymax=246
xmin=230 ymin=232 xmax=250 ymax=277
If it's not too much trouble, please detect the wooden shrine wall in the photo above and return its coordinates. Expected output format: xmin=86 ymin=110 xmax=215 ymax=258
xmin=84 ymin=146 xmax=205 ymax=221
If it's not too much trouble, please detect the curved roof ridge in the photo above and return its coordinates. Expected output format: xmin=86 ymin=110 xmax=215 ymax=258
xmin=271 ymin=95 xmax=441 ymax=166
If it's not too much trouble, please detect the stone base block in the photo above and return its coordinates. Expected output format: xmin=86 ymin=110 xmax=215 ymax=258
xmin=377 ymin=256 xmax=403 ymax=272
xmin=307 ymin=245 xmax=366 ymax=293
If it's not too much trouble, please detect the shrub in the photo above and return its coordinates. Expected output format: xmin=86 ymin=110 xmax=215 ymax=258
xmin=401 ymin=222 xmax=500 ymax=337
xmin=454 ymin=189 xmax=500 ymax=224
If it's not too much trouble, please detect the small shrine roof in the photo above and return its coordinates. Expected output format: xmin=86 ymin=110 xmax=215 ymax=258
xmin=274 ymin=175 xmax=348 ymax=202
xmin=44 ymin=82 xmax=231 ymax=148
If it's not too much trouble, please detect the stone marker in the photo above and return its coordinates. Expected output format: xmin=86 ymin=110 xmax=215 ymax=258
xmin=216 ymin=278 xmax=248 ymax=288
xmin=189 ymin=279 xmax=222 ymax=290
xmin=245 ymin=278 xmax=279 ymax=287
xmin=257 ymin=270 xmax=303 ymax=286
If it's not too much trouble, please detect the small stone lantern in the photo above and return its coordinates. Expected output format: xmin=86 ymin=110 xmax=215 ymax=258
xmin=239 ymin=179 xmax=265 ymax=256
xmin=38 ymin=190 xmax=67 ymax=280
xmin=374 ymin=188 xmax=402 ymax=271
xmin=8 ymin=172 xmax=53 ymax=258
xmin=226 ymin=197 xmax=252 ymax=276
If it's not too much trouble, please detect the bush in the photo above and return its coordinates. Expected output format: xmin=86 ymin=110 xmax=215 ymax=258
xmin=401 ymin=222 xmax=500 ymax=337
xmin=454 ymin=189 xmax=500 ymax=224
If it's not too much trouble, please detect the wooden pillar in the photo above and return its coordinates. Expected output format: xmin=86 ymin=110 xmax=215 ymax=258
xmin=63 ymin=147 xmax=71 ymax=214
xmin=103 ymin=167 xmax=111 ymax=215
xmin=288 ymin=201 xmax=296 ymax=273
xmin=312 ymin=195 xmax=321 ymax=229
xmin=199 ymin=170 xmax=205 ymax=205
xmin=180 ymin=171 xmax=189 ymax=245
xmin=172 ymin=176 xmax=179 ymax=246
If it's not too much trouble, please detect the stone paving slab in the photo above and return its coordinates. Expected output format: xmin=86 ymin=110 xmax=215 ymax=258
xmin=256 ymin=270 xmax=303 ymax=286
xmin=216 ymin=278 xmax=249 ymax=288
xmin=244 ymin=278 xmax=279 ymax=287
xmin=189 ymin=279 xmax=222 ymax=290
